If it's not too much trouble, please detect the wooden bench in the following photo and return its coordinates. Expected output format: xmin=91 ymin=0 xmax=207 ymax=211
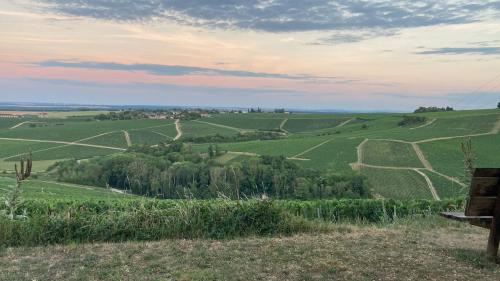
xmin=441 ymin=168 xmax=500 ymax=261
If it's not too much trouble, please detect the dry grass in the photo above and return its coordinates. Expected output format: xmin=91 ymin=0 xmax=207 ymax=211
xmin=1 ymin=218 xmax=499 ymax=280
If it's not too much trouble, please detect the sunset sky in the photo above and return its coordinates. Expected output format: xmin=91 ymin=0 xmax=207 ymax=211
xmin=1 ymin=0 xmax=500 ymax=111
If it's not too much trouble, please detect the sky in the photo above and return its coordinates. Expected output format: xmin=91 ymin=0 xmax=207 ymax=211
xmin=1 ymin=0 xmax=500 ymax=111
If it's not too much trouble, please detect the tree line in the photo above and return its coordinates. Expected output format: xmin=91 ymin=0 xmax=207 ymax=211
xmin=49 ymin=143 xmax=369 ymax=200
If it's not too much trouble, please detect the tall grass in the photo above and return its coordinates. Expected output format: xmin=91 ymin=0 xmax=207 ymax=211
xmin=0 ymin=198 xmax=463 ymax=247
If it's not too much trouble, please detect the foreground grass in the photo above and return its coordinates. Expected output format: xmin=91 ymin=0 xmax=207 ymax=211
xmin=1 ymin=218 xmax=499 ymax=280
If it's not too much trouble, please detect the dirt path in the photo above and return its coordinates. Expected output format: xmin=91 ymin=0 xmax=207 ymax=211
xmin=151 ymin=131 xmax=173 ymax=139
xmin=226 ymin=151 xmax=310 ymax=161
xmin=0 ymin=137 xmax=126 ymax=151
xmin=429 ymin=170 xmax=466 ymax=187
xmin=336 ymin=118 xmax=355 ymax=128
xmin=279 ymin=118 xmax=289 ymax=133
xmin=227 ymin=151 xmax=259 ymax=156
xmin=352 ymin=139 xmax=369 ymax=170
xmin=357 ymin=163 xmax=416 ymax=170
xmin=194 ymin=120 xmax=249 ymax=133
xmin=413 ymin=169 xmax=440 ymax=200
xmin=123 ymin=130 xmax=132 ymax=147
xmin=291 ymin=138 xmax=333 ymax=158
xmin=410 ymin=118 xmax=436 ymax=130
xmin=9 ymin=121 xmax=47 ymax=129
xmin=411 ymin=143 xmax=433 ymax=170
xmin=173 ymin=119 xmax=182 ymax=141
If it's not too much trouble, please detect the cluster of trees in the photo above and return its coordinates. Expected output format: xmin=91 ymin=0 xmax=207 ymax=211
xmin=398 ymin=115 xmax=427 ymax=126
xmin=248 ymin=108 xmax=263 ymax=113
xmin=95 ymin=110 xmax=150 ymax=120
xmin=497 ymin=102 xmax=500 ymax=109
xmin=49 ymin=143 xmax=369 ymax=200
xmin=182 ymin=131 xmax=284 ymax=143
xmin=414 ymin=106 xmax=454 ymax=113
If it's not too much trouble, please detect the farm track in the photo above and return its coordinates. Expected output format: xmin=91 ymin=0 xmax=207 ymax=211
xmin=0 ymin=137 xmax=126 ymax=151
xmin=337 ymin=118 xmax=355 ymax=128
xmin=33 ymin=180 xmax=129 ymax=195
xmin=194 ymin=120 xmax=249 ymax=133
xmin=151 ymin=131 xmax=173 ymax=139
xmin=123 ymin=131 xmax=132 ymax=147
xmin=279 ymin=118 xmax=289 ymax=133
xmin=174 ymin=119 xmax=182 ymax=141
xmin=1 ymin=120 xmax=183 ymax=160
xmin=2 ymin=131 xmax=120 ymax=160
xmin=411 ymin=143 xmax=433 ymax=170
xmin=227 ymin=151 xmax=310 ymax=161
xmin=413 ymin=169 xmax=440 ymax=200
xmin=9 ymin=121 xmax=47 ymax=129
xmin=410 ymin=118 xmax=436 ymax=130
xmin=291 ymin=138 xmax=333 ymax=158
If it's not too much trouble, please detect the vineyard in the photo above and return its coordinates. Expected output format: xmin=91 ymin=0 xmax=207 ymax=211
xmin=0 ymin=109 xmax=499 ymax=200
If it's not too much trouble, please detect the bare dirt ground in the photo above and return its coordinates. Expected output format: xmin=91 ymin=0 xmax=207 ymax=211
xmin=174 ymin=119 xmax=183 ymax=140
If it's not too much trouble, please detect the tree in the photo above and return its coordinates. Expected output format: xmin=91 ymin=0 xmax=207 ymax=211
xmin=497 ymin=102 xmax=500 ymax=109
xmin=208 ymin=144 xmax=215 ymax=158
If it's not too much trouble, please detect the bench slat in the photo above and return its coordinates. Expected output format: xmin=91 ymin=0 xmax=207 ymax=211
xmin=440 ymin=212 xmax=492 ymax=229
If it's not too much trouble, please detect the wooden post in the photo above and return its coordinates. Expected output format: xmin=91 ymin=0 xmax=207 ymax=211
xmin=486 ymin=195 xmax=500 ymax=262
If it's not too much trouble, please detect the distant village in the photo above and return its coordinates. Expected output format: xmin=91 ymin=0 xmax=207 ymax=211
xmin=0 ymin=107 xmax=290 ymax=120
xmin=0 ymin=111 xmax=48 ymax=118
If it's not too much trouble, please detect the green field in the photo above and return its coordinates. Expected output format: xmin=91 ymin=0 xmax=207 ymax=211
xmin=0 ymin=176 xmax=132 ymax=200
xmin=362 ymin=140 xmax=423 ymax=168
xmin=202 ymin=114 xmax=284 ymax=131
xmin=283 ymin=117 xmax=351 ymax=133
xmin=0 ymin=109 xmax=499 ymax=200
xmin=181 ymin=120 xmax=239 ymax=138
xmin=362 ymin=167 xmax=433 ymax=199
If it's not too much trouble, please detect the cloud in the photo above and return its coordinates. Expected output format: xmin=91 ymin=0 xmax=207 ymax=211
xmin=35 ymin=60 xmax=332 ymax=80
xmin=416 ymin=47 xmax=500 ymax=55
xmin=39 ymin=0 xmax=500 ymax=32
xmin=25 ymin=77 xmax=307 ymax=96
xmin=311 ymin=29 xmax=398 ymax=45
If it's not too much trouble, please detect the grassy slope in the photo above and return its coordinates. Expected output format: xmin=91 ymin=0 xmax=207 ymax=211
xmin=2 ymin=219 xmax=499 ymax=281
xmin=181 ymin=121 xmax=239 ymax=138
xmin=81 ymin=131 xmax=129 ymax=148
xmin=362 ymin=140 xmax=423 ymax=168
xmin=202 ymin=114 xmax=284 ymax=130
xmin=199 ymin=135 xmax=331 ymax=157
xmin=0 ymin=176 xmax=131 ymax=200
xmin=283 ymin=117 xmax=350 ymax=132
xmin=378 ymin=113 xmax=499 ymax=142
xmin=298 ymin=137 xmax=362 ymax=171
xmin=0 ymin=140 xmax=59 ymax=159
xmin=0 ymin=119 xmax=171 ymax=142
xmin=421 ymin=170 xmax=467 ymax=199
xmin=362 ymin=167 xmax=432 ymax=199
xmin=420 ymin=133 xmax=500 ymax=179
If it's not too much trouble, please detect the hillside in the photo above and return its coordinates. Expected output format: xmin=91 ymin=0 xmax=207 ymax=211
xmin=0 ymin=109 xmax=499 ymax=200
xmin=2 ymin=218 xmax=499 ymax=281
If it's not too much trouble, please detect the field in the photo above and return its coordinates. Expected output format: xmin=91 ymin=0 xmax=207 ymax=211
xmin=362 ymin=167 xmax=433 ymax=199
xmin=361 ymin=140 xmax=423 ymax=168
xmin=0 ymin=176 xmax=132 ymax=200
xmin=0 ymin=109 xmax=499 ymax=200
